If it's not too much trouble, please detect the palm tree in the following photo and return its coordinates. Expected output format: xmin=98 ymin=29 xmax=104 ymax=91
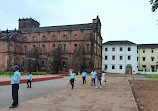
xmin=150 ymin=0 xmax=158 ymax=12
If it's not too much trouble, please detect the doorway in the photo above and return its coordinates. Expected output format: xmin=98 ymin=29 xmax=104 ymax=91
xmin=126 ymin=64 xmax=132 ymax=74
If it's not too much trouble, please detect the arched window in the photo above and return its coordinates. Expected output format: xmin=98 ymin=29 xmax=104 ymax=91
xmin=63 ymin=34 xmax=67 ymax=38
xmin=74 ymin=34 xmax=78 ymax=38
xmin=42 ymin=36 xmax=46 ymax=40
xmin=87 ymin=44 xmax=89 ymax=52
xmin=24 ymin=46 xmax=27 ymax=54
xmin=52 ymin=44 xmax=55 ymax=48
xmin=33 ymin=36 xmax=36 ymax=40
xmin=42 ymin=61 xmax=44 ymax=66
xmin=63 ymin=44 xmax=66 ymax=51
xmin=23 ymin=61 xmax=25 ymax=66
xmin=42 ymin=45 xmax=46 ymax=53
xmin=52 ymin=35 xmax=56 ymax=39
xmin=24 ymin=37 xmax=27 ymax=41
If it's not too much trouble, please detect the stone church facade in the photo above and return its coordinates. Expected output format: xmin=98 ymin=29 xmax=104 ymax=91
xmin=0 ymin=16 xmax=102 ymax=73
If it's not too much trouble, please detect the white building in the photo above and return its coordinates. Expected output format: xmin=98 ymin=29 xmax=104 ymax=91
xmin=102 ymin=41 xmax=137 ymax=74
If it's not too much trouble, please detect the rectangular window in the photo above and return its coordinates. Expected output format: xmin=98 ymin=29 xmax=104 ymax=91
xmin=128 ymin=47 xmax=131 ymax=51
xmin=112 ymin=65 xmax=115 ymax=69
xmin=128 ymin=56 xmax=131 ymax=60
xmin=105 ymin=56 xmax=108 ymax=60
xmin=151 ymin=57 xmax=154 ymax=61
xmin=105 ymin=48 xmax=108 ymax=51
xmin=105 ymin=65 xmax=108 ymax=69
xmin=143 ymin=50 xmax=145 ymax=53
xmin=151 ymin=65 xmax=155 ymax=72
xmin=137 ymin=50 xmax=138 ymax=53
xmin=120 ymin=65 xmax=122 ymax=69
xmin=151 ymin=50 xmax=154 ymax=53
xmin=142 ymin=65 xmax=146 ymax=68
xmin=120 ymin=47 xmax=123 ymax=51
xmin=151 ymin=58 xmax=154 ymax=61
xmin=137 ymin=57 xmax=138 ymax=61
xmin=120 ymin=56 xmax=123 ymax=60
xmin=33 ymin=45 xmax=35 ymax=48
xmin=112 ymin=56 xmax=115 ymax=60
xmin=112 ymin=47 xmax=115 ymax=51
xmin=143 ymin=57 xmax=146 ymax=61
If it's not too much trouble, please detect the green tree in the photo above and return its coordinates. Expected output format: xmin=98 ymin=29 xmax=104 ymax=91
xmin=150 ymin=0 xmax=158 ymax=12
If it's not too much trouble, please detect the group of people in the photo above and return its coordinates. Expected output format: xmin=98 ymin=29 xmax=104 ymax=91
xmin=69 ymin=70 xmax=106 ymax=89
xmin=9 ymin=65 xmax=32 ymax=108
xmin=9 ymin=65 xmax=105 ymax=108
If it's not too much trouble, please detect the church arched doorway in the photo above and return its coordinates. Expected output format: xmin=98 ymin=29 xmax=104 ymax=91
xmin=126 ymin=64 xmax=132 ymax=74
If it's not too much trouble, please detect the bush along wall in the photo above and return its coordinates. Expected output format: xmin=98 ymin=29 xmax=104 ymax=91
xmin=0 ymin=71 xmax=47 ymax=75
xmin=0 ymin=71 xmax=14 ymax=75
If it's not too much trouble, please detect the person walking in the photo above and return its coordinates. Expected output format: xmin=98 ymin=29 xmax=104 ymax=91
xmin=70 ymin=71 xmax=76 ymax=89
xmin=91 ymin=70 xmax=97 ymax=86
xmin=9 ymin=65 xmax=21 ymax=108
xmin=27 ymin=72 xmax=32 ymax=88
xmin=81 ymin=70 xmax=87 ymax=84
xmin=96 ymin=70 xmax=102 ymax=89
xmin=101 ymin=71 xmax=106 ymax=83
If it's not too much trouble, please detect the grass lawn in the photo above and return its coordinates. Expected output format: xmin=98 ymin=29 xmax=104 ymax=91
xmin=141 ymin=74 xmax=158 ymax=78
xmin=0 ymin=75 xmax=10 ymax=77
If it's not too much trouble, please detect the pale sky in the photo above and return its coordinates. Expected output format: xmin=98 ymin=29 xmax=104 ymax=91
xmin=0 ymin=0 xmax=157 ymax=44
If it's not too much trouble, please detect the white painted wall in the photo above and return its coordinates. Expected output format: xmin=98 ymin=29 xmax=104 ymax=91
xmin=102 ymin=44 xmax=137 ymax=74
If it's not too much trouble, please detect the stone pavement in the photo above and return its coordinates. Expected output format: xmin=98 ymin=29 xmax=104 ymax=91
xmin=0 ymin=75 xmax=63 ymax=86
xmin=1 ymin=76 xmax=138 ymax=111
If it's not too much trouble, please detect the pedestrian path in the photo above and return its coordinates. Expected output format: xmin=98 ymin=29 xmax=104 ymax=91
xmin=0 ymin=75 xmax=63 ymax=86
xmin=1 ymin=76 xmax=138 ymax=111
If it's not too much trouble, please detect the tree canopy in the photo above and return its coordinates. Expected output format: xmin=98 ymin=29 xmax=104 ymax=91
xmin=150 ymin=0 xmax=158 ymax=12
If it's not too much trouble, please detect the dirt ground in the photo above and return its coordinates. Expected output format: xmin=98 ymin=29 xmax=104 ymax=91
xmin=1 ymin=77 xmax=137 ymax=111
xmin=129 ymin=80 xmax=158 ymax=111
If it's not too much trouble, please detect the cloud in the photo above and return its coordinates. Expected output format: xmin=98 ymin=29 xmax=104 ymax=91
xmin=0 ymin=0 xmax=157 ymax=44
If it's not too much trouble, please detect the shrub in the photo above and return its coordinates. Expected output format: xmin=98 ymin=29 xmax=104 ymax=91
xmin=0 ymin=71 xmax=14 ymax=75
xmin=0 ymin=71 xmax=47 ymax=75
xmin=31 ymin=72 xmax=47 ymax=75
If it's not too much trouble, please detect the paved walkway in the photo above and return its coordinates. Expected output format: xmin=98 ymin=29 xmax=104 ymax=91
xmin=0 ymin=75 xmax=63 ymax=86
xmin=1 ymin=76 xmax=138 ymax=111
xmin=0 ymin=75 xmax=62 ymax=82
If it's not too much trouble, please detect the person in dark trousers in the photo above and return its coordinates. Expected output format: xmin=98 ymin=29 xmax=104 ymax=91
xmin=96 ymin=70 xmax=102 ymax=89
xmin=27 ymin=72 xmax=32 ymax=88
xmin=9 ymin=65 xmax=21 ymax=108
xmin=69 ymin=71 xmax=76 ymax=89
xmin=81 ymin=70 xmax=87 ymax=84
xmin=91 ymin=70 xmax=97 ymax=86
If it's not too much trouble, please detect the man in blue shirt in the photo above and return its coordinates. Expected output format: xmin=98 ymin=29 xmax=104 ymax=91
xmin=96 ymin=70 xmax=102 ymax=89
xmin=9 ymin=65 xmax=21 ymax=108
xmin=81 ymin=70 xmax=87 ymax=84
xmin=27 ymin=72 xmax=32 ymax=88
xmin=91 ymin=70 xmax=97 ymax=86
xmin=70 ymin=71 xmax=76 ymax=89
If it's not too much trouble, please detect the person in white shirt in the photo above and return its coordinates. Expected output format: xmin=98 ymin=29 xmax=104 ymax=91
xmin=101 ymin=71 xmax=106 ymax=83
